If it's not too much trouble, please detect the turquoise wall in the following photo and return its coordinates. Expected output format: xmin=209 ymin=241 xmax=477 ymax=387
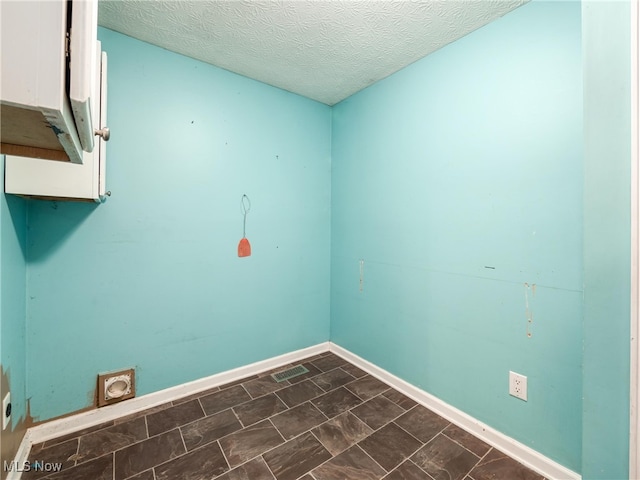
xmin=582 ymin=1 xmax=631 ymax=478
xmin=331 ymin=1 xmax=583 ymax=472
xmin=10 ymin=2 xmax=634 ymax=476
xmin=0 ymin=155 xmax=28 ymax=460
xmin=25 ymin=29 xmax=332 ymax=421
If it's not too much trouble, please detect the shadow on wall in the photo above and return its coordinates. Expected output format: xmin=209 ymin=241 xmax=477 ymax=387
xmin=25 ymin=201 xmax=99 ymax=263
xmin=5 ymin=194 xmax=27 ymax=259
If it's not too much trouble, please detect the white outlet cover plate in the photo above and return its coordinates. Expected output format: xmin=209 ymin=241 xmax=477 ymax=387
xmin=2 ymin=392 xmax=10 ymax=430
xmin=509 ymin=371 xmax=528 ymax=401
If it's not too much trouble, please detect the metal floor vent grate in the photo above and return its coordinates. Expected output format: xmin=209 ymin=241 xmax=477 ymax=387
xmin=271 ymin=364 xmax=309 ymax=382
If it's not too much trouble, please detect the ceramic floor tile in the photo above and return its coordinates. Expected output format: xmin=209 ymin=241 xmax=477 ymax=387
xmin=28 ymin=442 xmax=46 ymax=454
xmin=219 ymin=375 xmax=259 ymax=390
xmin=312 ymin=387 xmax=363 ymax=418
xmin=312 ymin=445 xmax=386 ymax=480
xmin=382 ymin=390 xmax=418 ymax=411
xmin=411 ymin=434 xmax=479 ymax=480
xmin=154 ymin=441 xmax=229 ymax=480
xmin=312 ymin=368 xmax=356 ymax=392
xmin=243 ymin=376 xmax=290 ymax=398
xmin=263 ymin=431 xmax=332 ymax=480
xmin=115 ymin=403 xmax=172 ymax=425
xmin=180 ymin=408 xmax=243 ymax=451
xmin=395 ymin=405 xmax=450 ymax=443
xmin=468 ymin=448 xmax=545 ymax=480
xmin=359 ymin=423 xmax=423 ymax=472
xmin=352 ymin=394 xmax=404 ymax=430
xmin=233 ymin=392 xmax=288 ymax=427
xmin=45 ymin=453 xmax=113 ymax=480
xmin=219 ymin=419 xmax=284 ymax=468
xmin=124 ymin=470 xmax=155 ymax=480
xmin=146 ymin=399 xmax=205 ymax=437
xmin=114 ymin=429 xmax=185 ymax=480
xmin=76 ymin=416 xmax=147 ymax=464
xmin=270 ymin=402 xmax=327 ymax=440
xmin=442 ymin=424 xmax=491 ymax=457
xmin=41 ymin=421 xmax=114 ymax=449
xmin=33 ymin=354 xmax=551 ymax=480
xmin=199 ymin=385 xmax=252 ymax=416
xmin=345 ymin=375 xmax=390 ymax=401
xmin=312 ymin=411 xmax=373 ymax=456
xmin=172 ymin=386 xmax=220 ymax=406
xmin=214 ymin=457 xmax=276 ymax=480
xmin=340 ymin=363 xmax=368 ymax=379
xmin=274 ymin=379 xmax=325 ymax=408
xmin=383 ymin=460 xmax=432 ymax=480
xmin=24 ymin=438 xmax=78 ymax=480
xmin=310 ymin=354 xmax=348 ymax=372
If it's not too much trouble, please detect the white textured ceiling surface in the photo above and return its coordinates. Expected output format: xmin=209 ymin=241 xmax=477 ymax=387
xmin=98 ymin=0 xmax=527 ymax=105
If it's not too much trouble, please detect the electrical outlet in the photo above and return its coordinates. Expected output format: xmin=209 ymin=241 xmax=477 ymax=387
xmin=509 ymin=371 xmax=528 ymax=401
xmin=2 ymin=392 xmax=11 ymax=430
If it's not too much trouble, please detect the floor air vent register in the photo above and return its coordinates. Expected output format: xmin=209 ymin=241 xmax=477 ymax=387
xmin=271 ymin=364 xmax=309 ymax=382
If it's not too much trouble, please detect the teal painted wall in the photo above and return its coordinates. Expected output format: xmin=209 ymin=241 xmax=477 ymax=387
xmin=331 ymin=1 xmax=583 ymax=472
xmin=25 ymin=29 xmax=332 ymax=421
xmin=10 ymin=2 xmax=634 ymax=475
xmin=0 ymin=155 xmax=28 ymax=471
xmin=582 ymin=1 xmax=631 ymax=478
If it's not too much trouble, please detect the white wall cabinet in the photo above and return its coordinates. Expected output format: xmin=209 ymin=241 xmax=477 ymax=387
xmin=0 ymin=0 xmax=105 ymax=164
xmin=5 ymin=46 xmax=109 ymax=203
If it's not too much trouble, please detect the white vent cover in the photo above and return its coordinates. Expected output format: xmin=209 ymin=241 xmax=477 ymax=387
xmin=104 ymin=374 xmax=132 ymax=400
xmin=97 ymin=368 xmax=135 ymax=407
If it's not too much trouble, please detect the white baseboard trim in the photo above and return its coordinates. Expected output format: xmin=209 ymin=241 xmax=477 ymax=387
xmin=329 ymin=343 xmax=581 ymax=480
xmin=25 ymin=342 xmax=329 ymax=446
xmin=13 ymin=341 xmax=579 ymax=480
xmin=6 ymin=429 xmax=33 ymax=480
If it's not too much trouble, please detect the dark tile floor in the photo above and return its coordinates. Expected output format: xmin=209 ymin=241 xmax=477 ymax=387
xmin=24 ymin=352 xmax=546 ymax=480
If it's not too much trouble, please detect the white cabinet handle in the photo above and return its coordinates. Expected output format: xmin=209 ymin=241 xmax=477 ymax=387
xmin=95 ymin=127 xmax=110 ymax=141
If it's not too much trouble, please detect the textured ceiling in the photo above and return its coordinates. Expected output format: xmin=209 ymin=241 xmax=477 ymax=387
xmin=98 ymin=0 xmax=527 ymax=105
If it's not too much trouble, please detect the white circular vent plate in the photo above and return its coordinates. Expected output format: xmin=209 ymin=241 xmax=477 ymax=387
xmin=104 ymin=374 xmax=132 ymax=400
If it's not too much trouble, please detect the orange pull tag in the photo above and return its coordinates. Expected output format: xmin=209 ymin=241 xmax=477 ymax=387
xmin=238 ymin=237 xmax=251 ymax=257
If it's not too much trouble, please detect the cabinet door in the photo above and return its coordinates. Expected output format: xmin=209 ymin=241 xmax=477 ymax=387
xmin=4 ymin=46 xmax=108 ymax=202
xmin=69 ymin=0 xmax=99 ymax=153
xmin=97 ymin=51 xmax=108 ymax=198
xmin=0 ymin=0 xmax=84 ymax=164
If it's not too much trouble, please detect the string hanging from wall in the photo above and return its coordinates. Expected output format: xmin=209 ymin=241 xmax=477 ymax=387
xmin=238 ymin=194 xmax=252 ymax=257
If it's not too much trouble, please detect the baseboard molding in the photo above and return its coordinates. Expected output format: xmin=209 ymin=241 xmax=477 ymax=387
xmin=25 ymin=342 xmax=329 ymax=446
xmin=14 ymin=341 xmax=579 ymax=480
xmin=329 ymin=343 xmax=581 ymax=480
xmin=6 ymin=429 xmax=33 ymax=480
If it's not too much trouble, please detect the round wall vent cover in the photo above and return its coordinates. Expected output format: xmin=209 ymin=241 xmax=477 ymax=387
xmin=105 ymin=374 xmax=132 ymax=400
